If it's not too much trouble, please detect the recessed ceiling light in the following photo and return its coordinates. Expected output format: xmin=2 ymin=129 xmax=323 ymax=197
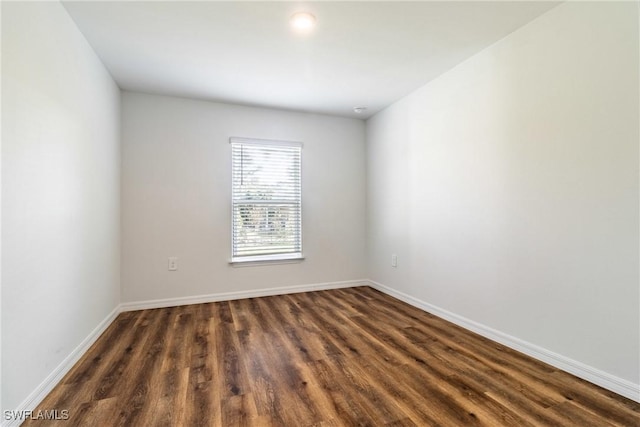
xmin=353 ymin=107 xmax=367 ymax=114
xmin=290 ymin=12 xmax=316 ymax=33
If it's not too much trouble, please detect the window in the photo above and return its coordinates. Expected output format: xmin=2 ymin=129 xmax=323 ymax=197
xmin=230 ymin=137 xmax=302 ymax=263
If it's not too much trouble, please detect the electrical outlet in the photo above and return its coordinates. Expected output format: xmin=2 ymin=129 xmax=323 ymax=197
xmin=168 ymin=257 xmax=178 ymax=271
xmin=391 ymin=254 xmax=398 ymax=268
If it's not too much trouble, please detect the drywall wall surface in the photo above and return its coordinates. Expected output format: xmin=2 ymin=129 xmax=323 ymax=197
xmin=2 ymin=2 xmax=121 ymax=412
xmin=367 ymin=2 xmax=639 ymax=385
xmin=121 ymin=92 xmax=366 ymax=302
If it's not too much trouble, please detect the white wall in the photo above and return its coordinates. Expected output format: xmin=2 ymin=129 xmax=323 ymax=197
xmin=121 ymin=92 xmax=366 ymax=303
xmin=367 ymin=1 xmax=639 ymax=390
xmin=2 ymin=1 xmax=121 ymax=412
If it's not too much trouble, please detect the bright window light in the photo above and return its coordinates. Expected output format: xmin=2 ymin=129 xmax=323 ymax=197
xmin=230 ymin=138 xmax=303 ymax=262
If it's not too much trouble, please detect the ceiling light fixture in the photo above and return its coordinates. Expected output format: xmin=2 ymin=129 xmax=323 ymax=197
xmin=290 ymin=12 xmax=316 ymax=33
xmin=353 ymin=107 xmax=367 ymax=114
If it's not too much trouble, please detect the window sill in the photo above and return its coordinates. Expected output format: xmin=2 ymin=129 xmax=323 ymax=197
xmin=229 ymin=253 xmax=305 ymax=267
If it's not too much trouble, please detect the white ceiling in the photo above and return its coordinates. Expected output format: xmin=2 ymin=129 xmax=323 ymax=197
xmin=62 ymin=1 xmax=559 ymax=119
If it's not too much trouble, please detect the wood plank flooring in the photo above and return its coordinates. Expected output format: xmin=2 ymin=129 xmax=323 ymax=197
xmin=25 ymin=287 xmax=640 ymax=426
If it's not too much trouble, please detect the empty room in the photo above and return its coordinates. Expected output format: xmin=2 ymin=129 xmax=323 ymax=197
xmin=2 ymin=0 xmax=639 ymax=425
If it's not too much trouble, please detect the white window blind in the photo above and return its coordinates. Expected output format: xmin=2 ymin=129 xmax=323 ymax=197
xmin=230 ymin=138 xmax=302 ymax=261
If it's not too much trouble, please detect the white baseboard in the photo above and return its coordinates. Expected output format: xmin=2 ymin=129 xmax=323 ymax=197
xmin=2 ymin=305 xmax=121 ymax=427
xmin=120 ymin=279 xmax=368 ymax=312
xmin=367 ymin=279 xmax=640 ymax=403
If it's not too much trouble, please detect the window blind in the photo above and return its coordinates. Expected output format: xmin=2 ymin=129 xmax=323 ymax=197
xmin=230 ymin=138 xmax=302 ymax=260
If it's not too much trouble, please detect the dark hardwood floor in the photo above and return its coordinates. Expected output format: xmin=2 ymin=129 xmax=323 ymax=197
xmin=26 ymin=287 xmax=639 ymax=426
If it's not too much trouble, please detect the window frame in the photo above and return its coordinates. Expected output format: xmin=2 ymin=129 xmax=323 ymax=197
xmin=229 ymin=137 xmax=304 ymax=265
